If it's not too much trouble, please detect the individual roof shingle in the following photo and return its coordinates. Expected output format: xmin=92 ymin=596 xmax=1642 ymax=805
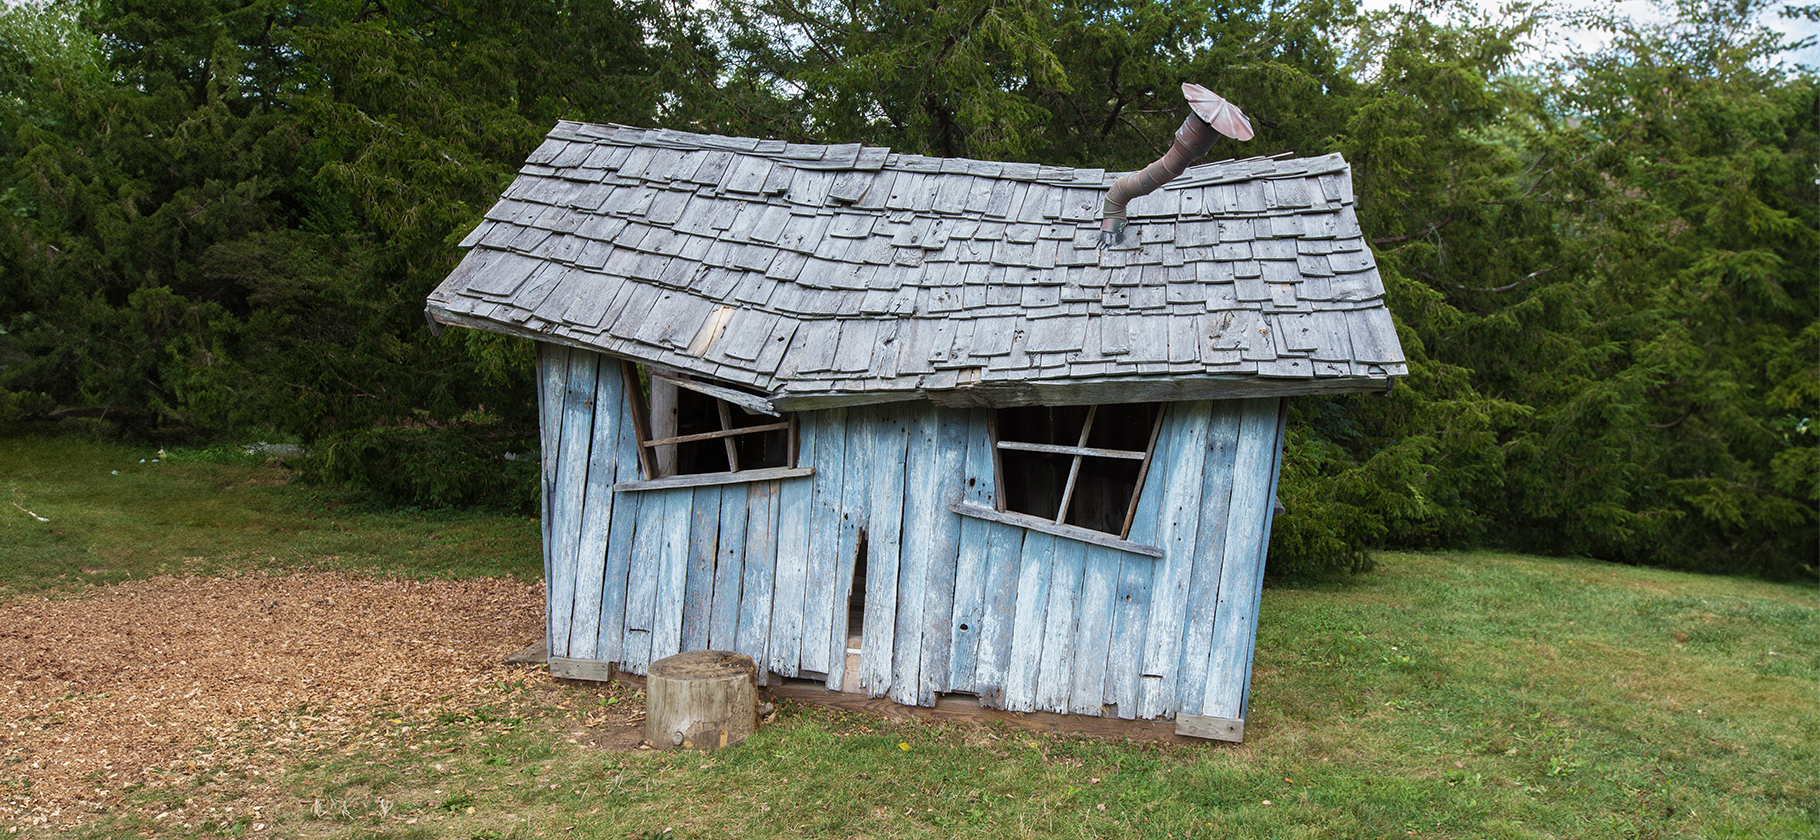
xmin=427 ymin=121 xmax=1408 ymax=409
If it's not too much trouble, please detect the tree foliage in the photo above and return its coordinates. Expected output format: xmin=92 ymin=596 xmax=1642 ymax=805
xmin=0 ymin=0 xmax=1812 ymax=576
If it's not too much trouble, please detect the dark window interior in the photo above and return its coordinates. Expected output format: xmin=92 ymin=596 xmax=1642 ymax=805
xmin=996 ymin=403 xmax=1161 ymax=536
xmin=669 ymin=387 xmax=790 ymax=476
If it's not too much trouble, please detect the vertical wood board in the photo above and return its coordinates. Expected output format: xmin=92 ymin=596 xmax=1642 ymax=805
xmin=768 ymin=418 xmax=817 ymax=677
xmin=1003 ymin=530 xmax=1057 ymax=712
xmin=708 ymin=486 xmax=750 ymax=651
xmin=681 ymin=485 xmax=724 ymax=652
xmin=568 ymin=353 xmax=627 ymax=660
xmin=1035 ymin=538 xmax=1087 ymax=713
xmin=946 ymin=409 xmax=996 ymax=693
xmin=1198 ymin=398 xmax=1284 ymax=720
xmin=861 ymin=409 xmax=909 ymax=697
xmin=1172 ymin=403 xmax=1243 ymax=715
xmin=737 ymin=482 xmax=781 ymax=668
xmin=802 ymin=407 xmax=847 ymax=677
xmin=1137 ymin=401 xmax=1213 ymax=720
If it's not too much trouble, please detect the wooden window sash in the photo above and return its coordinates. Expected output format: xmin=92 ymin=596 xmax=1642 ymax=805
xmin=624 ymin=362 xmax=793 ymax=479
xmin=991 ymin=403 xmax=1164 ymax=539
xmin=641 ymin=422 xmax=792 ymax=449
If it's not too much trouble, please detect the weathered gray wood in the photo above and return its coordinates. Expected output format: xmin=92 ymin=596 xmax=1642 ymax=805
xmin=548 ymin=657 xmax=617 ymax=682
xmin=613 ymin=466 xmax=813 ymax=492
xmin=824 ymin=407 xmax=871 ymax=692
xmin=1003 ymin=531 xmax=1057 ymax=712
xmin=596 ymin=367 xmax=646 ymax=665
xmin=537 ymin=345 xmax=571 ymax=651
xmin=550 ymin=351 xmax=599 ymax=658
xmin=916 ymin=409 xmax=969 ymax=704
xmin=649 ymin=370 xmax=779 ymax=416
xmin=800 ymin=408 xmax=845 ymax=676
xmin=861 ymin=410 xmax=909 ymax=697
xmin=1174 ymin=712 xmax=1244 ymax=743
xmin=1136 ymin=400 xmax=1213 ymax=720
xmin=708 ymin=484 xmax=749 ymax=651
xmin=621 ymin=484 xmax=674 ymax=671
xmin=766 ymin=373 xmax=1393 ymax=412
xmin=641 ymin=421 xmax=791 ymax=451
xmin=737 ymin=481 xmax=781 ymax=668
xmin=946 ymin=410 xmax=994 ymax=693
xmin=1104 ymin=404 xmax=1172 ymax=719
xmin=1068 ymin=545 xmax=1120 ymax=716
xmin=949 ymin=503 xmax=1164 ymax=559
xmin=971 ymin=518 xmax=1025 ymax=708
xmin=1243 ymin=400 xmax=1290 ymax=718
xmin=680 ymin=485 xmax=723 ymax=652
xmin=651 ymin=486 xmax=694 ymax=662
xmin=890 ymin=407 xmax=940 ymax=706
xmin=1035 ymin=538 xmax=1086 ymax=713
xmin=1199 ymin=398 xmax=1282 ymax=721
xmin=1172 ymin=402 xmax=1242 ymax=715
xmin=646 ymin=650 xmax=758 ymax=750
xmin=768 ymin=414 xmax=816 ymax=677
xmin=994 ymin=440 xmax=1147 ymax=460
xmin=568 ymin=351 xmax=626 ymax=660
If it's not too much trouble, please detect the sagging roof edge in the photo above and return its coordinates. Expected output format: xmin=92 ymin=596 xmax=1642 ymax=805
xmin=427 ymin=304 xmax=1396 ymax=412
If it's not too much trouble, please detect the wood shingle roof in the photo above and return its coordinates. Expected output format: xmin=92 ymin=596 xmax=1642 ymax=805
xmin=426 ymin=121 xmax=1407 ymax=410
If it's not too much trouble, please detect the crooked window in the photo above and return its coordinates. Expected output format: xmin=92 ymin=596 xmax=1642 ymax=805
xmin=993 ymin=403 xmax=1163 ymax=538
xmin=623 ymin=363 xmax=797 ymax=482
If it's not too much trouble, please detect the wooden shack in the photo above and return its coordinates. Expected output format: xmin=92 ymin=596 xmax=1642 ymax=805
xmin=425 ymin=120 xmax=1406 ymax=741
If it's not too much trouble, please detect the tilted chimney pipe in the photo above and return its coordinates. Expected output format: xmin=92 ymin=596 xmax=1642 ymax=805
xmin=1100 ymin=83 xmax=1254 ymax=246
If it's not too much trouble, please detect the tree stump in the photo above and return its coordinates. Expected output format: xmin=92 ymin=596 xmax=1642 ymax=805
xmin=645 ymin=650 xmax=758 ymax=750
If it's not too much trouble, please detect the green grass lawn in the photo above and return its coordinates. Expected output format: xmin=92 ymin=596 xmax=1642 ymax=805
xmin=5 ymin=434 xmax=1816 ymax=839
xmin=0 ymin=433 xmax=542 ymax=595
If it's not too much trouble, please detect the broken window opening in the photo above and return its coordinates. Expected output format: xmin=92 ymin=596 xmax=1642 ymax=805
xmin=993 ymin=403 xmax=1163 ymax=538
xmin=626 ymin=363 xmax=795 ymax=480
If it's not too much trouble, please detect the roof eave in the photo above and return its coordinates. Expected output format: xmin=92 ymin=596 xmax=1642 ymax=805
xmin=428 ymin=304 xmax=1399 ymax=411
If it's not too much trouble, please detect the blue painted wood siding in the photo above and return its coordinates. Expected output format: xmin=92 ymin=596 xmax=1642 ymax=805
xmin=539 ymin=347 xmax=1285 ymax=721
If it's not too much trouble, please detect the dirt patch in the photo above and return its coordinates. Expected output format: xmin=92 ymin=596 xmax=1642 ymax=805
xmin=0 ymin=572 xmax=550 ymax=828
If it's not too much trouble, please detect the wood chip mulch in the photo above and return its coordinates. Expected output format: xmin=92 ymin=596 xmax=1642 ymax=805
xmin=0 ymin=573 xmax=546 ymax=829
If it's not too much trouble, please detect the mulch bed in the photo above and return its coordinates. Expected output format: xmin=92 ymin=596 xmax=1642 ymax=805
xmin=0 ymin=572 xmax=549 ymax=829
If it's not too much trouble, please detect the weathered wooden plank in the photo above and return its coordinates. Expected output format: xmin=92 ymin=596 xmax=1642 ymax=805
xmin=593 ymin=370 xmax=644 ymax=665
xmin=912 ymin=407 xmax=968 ymax=704
xmin=613 ymin=466 xmax=814 ymax=492
xmin=1035 ymin=538 xmax=1086 ymax=713
xmin=971 ymin=519 xmax=1025 ymax=708
xmin=1200 ymin=398 xmax=1286 ymax=721
xmin=889 ymin=406 xmax=940 ymax=706
xmin=1243 ymin=401 xmax=1290 ymax=718
xmin=708 ymin=483 xmax=750 ymax=651
xmin=800 ymin=409 xmax=845 ymax=676
xmin=1136 ymin=400 xmax=1213 ymax=720
xmin=548 ymin=657 xmax=617 ymax=682
xmin=946 ymin=410 xmax=996 ymax=693
xmin=1174 ymin=713 xmax=1244 ymax=743
xmin=621 ymin=487 xmax=675 ymax=674
xmin=824 ymin=407 xmax=872 ymax=692
xmin=680 ymin=485 xmax=723 ymax=652
xmin=1104 ymin=405 xmax=1173 ymax=719
xmin=537 ymin=345 xmax=570 ymax=649
xmin=1002 ymin=531 xmax=1057 ymax=712
xmin=1068 ymin=545 xmax=1121 ymax=716
xmin=860 ymin=410 xmax=910 ymax=697
xmin=546 ymin=350 xmax=597 ymax=659
xmin=1172 ymin=402 xmax=1243 ymax=715
xmin=650 ymin=487 xmax=694 ymax=662
xmin=948 ymin=503 xmax=1164 ymax=559
xmin=737 ymin=481 xmax=781 ymax=669
xmin=768 ymin=415 xmax=816 ymax=677
xmin=568 ymin=352 xmax=623 ymax=660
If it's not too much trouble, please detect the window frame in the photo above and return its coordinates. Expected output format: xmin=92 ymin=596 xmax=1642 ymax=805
xmin=617 ymin=361 xmax=806 ymax=491
xmin=987 ymin=402 xmax=1166 ymax=542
